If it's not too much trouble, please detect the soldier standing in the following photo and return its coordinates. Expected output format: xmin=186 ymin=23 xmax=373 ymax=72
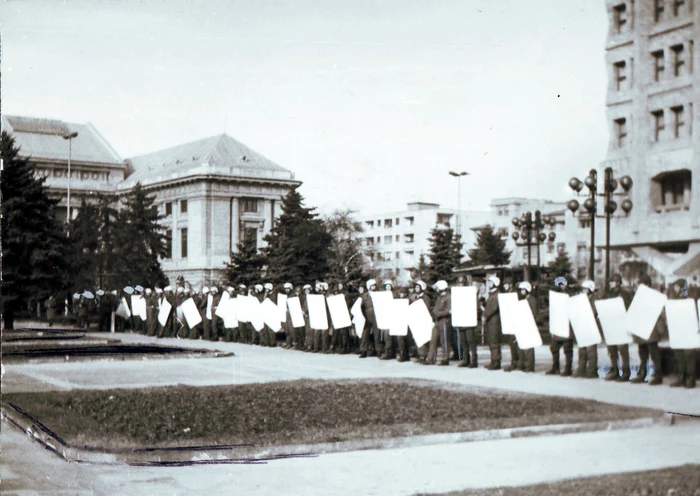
xmin=515 ymin=281 xmax=538 ymax=372
xmin=546 ymin=277 xmax=574 ymax=377
xmin=411 ymin=281 xmax=432 ymax=364
xmin=668 ymin=278 xmax=696 ymax=389
xmin=576 ymin=280 xmax=600 ymax=379
xmin=359 ymin=279 xmax=381 ymax=358
xmin=501 ymin=278 xmax=520 ymax=372
xmin=45 ymin=295 xmax=57 ymax=327
xmin=428 ymin=280 xmax=451 ymax=366
xmin=604 ymin=274 xmax=632 ymax=381
xmin=483 ymin=276 xmax=502 ymax=370
xmin=379 ymin=279 xmax=397 ymax=360
xmin=330 ymin=282 xmax=351 ymax=354
xmin=261 ymin=283 xmax=276 ymax=347
xmin=630 ymin=275 xmax=665 ymax=385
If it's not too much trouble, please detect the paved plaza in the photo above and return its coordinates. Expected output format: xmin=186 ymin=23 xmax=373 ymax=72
xmin=2 ymin=324 xmax=699 ymax=495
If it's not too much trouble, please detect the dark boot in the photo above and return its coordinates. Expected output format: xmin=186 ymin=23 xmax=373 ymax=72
xmin=648 ymin=375 xmax=663 ymax=386
xmin=546 ymin=351 xmax=560 ymax=375
xmin=561 ymin=359 xmax=573 ymax=377
xmin=619 ymin=366 xmax=631 ymax=382
xmin=670 ymin=375 xmax=685 ymax=388
xmin=604 ymin=368 xmax=619 ymax=381
xmin=631 ymin=362 xmax=648 ymax=383
xmin=485 ymin=361 xmax=500 ymax=370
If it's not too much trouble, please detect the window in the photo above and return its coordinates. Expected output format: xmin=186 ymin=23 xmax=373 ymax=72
xmin=180 ymin=228 xmax=188 ymax=258
xmin=655 ymin=0 xmax=664 ymax=22
xmin=384 ymin=219 xmax=393 ymax=228
xmin=613 ymin=3 xmax=627 ymax=33
xmin=673 ymin=0 xmax=685 ymax=16
xmin=405 ymin=251 xmax=415 ymax=261
xmin=497 ymin=227 xmax=508 ymax=238
xmin=395 ymin=235 xmax=400 ymax=242
xmin=547 ymin=244 xmax=555 ymax=254
xmin=671 ymin=44 xmax=685 ymax=77
xmin=384 ymin=235 xmax=392 ymax=244
xmin=165 ymin=202 xmax=172 ymax=216
xmin=376 ymin=236 xmax=381 ymax=244
xmin=614 ymin=118 xmax=628 ymax=148
xmin=384 ymin=252 xmax=392 ymax=261
xmin=671 ymin=106 xmax=685 ymax=138
xmin=243 ymin=227 xmax=258 ymax=247
xmin=395 ymin=251 xmax=400 ymax=260
xmin=557 ymin=243 xmax=566 ymax=254
xmin=164 ymin=229 xmax=172 ymax=258
xmin=656 ymin=170 xmax=692 ymax=209
xmin=395 ymin=218 xmax=400 ymax=226
xmin=614 ymin=61 xmax=627 ymax=90
xmin=436 ymin=213 xmax=452 ymax=226
xmin=652 ymin=110 xmax=665 ymax=142
xmin=365 ymin=237 xmax=374 ymax=246
xmin=652 ymin=50 xmax=665 ymax=82
xmin=579 ymin=217 xmax=592 ymax=229
xmin=405 ymin=233 xmax=414 ymax=243
xmin=180 ymin=199 xmax=188 ymax=214
xmin=241 ymin=198 xmax=259 ymax=213
xmin=365 ymin=221 xmax=374 ymax=229
xmin=404 ymin=216 xmax=414 ymax=226
xmin=377 ymin=219 xmax=382 ymax=227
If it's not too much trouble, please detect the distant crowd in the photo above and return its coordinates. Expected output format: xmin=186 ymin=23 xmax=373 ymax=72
xmin=49 ymin=273 xmax=698 ymax=389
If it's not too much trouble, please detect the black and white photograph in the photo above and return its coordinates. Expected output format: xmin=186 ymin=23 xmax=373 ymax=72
xmin=1 ymin=0 xmax=699 ymax=494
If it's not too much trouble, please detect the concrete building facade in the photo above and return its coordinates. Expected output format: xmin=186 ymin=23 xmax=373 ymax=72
xmin=602 ymin=0 xmax=700 ymax=280
xmin=3 ymin=115 xmax=300 ymax=286
xmin=357 ymin=202 xmax=491 ymax=284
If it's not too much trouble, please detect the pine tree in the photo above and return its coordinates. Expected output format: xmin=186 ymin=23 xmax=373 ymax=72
xmin=67 ymin=200 xmax=101 ymax=291
xmin=224 ymin=234 xmax=266 ymax=286
xmin=324 ymin=209 xmax=365 ymax=287
xmin=427 ymin=227 xmax=463 ymax=283
xmin=263 ymin=186 xmax=332 ymax=285
xmin=467 ymin=225 xmax=511 ymax=267
xmin=113 ymin=182 xmax=168 ymax=288
xmin=410 ymin=253 xmax=431 ymax=282
xmin=1 ymin=131 xmax=68 ymax=329
xmin=548 ymin=250 xmax=577 ymax=286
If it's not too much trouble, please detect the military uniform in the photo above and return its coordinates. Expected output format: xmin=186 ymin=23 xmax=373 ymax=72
xmin=604 ymin=276 xmax=633 ymax=381
xmin=411 ymin=288 xmax=432 ymax=363
xmin=668 ymin=279 xmax=697 ymax=389
xmin=576 ymin=285 xmax=599 ymax=379
xmin=330 ymin=285 xmax=351 ymax=354
xmin=630 ymin=276 xmax=665 ymax=385
xmin=483 ymin=286 xmax=502 ymax=370
xmin=500 ymin=282 xmax=520 ymax=371
xmin=516 ymin=288 xmax=538 ymax=372
xmin=548 ymin=283 xmax=574 ymax=376
xmin=428 ymin=283 xmax=451 ymax=365
xmin=359 ymin=282 xmax=382 ymax=358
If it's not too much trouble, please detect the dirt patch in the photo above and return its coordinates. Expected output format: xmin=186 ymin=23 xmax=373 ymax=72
xmin=3 ymin=379 xmax=661 ymax=450
xmin=418 ymin=464 xmax=700 ymax=496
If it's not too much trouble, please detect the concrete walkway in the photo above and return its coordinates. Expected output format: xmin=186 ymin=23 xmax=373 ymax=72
xmin=3 ymin=323 xmax=700 ymax=495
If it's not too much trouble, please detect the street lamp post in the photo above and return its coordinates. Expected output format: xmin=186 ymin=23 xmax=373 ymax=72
xmin=511 ymin=210 xmax=556 ymax=282
xmin=449 ymin=171 xmax=469 ymax=240
xmin=568 ymin=168 xmax=633 ymax=290
xmin=63 ymin=131 xmax=79 ymax=227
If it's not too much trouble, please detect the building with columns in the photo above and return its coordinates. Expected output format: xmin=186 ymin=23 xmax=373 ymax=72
xmin=602 ymin=0 xmax=700 ymax=281
xmin=120 ymin=134 xmax=300 ymax=283
xmin=3 ymin=115 xmax=300 ymax=285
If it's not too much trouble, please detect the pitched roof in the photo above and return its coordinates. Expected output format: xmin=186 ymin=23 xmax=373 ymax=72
xmin=122 ymin=133 xmax=296 ymax=188
xmin=2 ymin=115 xmax=123 ymax=166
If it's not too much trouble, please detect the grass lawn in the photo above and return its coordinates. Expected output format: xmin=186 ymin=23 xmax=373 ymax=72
xmin=3 ymin=379 xmax=661 ymax=450
xmin=418 ymin=464 xmax=700 ymax=496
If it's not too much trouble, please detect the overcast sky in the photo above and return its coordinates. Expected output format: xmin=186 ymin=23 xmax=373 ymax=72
xmin=2 ymin=0 xmax=609 ymax=215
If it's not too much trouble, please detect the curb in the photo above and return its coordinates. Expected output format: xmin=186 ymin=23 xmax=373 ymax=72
xmin=1 ymin=402 xmax=671 ymax=466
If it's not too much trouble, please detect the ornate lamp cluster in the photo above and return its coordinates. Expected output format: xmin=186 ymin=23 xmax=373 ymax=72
xmin=510 ymin=210 xmax=557 ymax=282
xmin=566 ymin=167 xmax=633 ymax=290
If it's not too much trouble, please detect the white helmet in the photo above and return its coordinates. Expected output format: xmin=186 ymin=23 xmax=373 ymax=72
xmin=581 ymin=280 xmax=595 ymax=292
xmin=433 ymin=280 xmax=448 ymax=292
xmin=518 ymin=281 xmax=532 ymax=293
xmin=489 ymin=276 xmax=501 ymax=288
xmin=366 ymin=279 xmax=377 ymax=290
xmin=414 ymin=280 xmax=427 ymax=291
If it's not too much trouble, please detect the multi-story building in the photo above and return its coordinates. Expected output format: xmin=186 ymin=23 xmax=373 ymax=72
xmin=357 ymin=202 xmax=491 ymax=284
xmin=3 ymin=115 xmax=300 ymax=285
xmin=121 ymin=134 xmax=299 ymax=282
xmin=2 ymin=115 xmax=125 ymax=222
xmin=601 ymin=0 xmax=700 ymax=281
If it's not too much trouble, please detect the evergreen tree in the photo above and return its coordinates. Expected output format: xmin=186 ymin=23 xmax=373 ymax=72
xmin=263 ymin=186 xmax=332 ymax=285
xmin=548 ymin=250 xmax=577 ymax=286
xmin=410 ymin=253 xmax=431 ymax=282
xmin=66 ymin=200 xmax=101 ymax=291
xmin=1 ymin=131 xmax=68 ymax=329
xmin=324 ymin=209 xmax=365 ymax=287
xmin=467 ymin=225 xmax=511 ymax=267
xmin=113 ymin=182 xmax=168 ymax=288
xmin=427 ymin=226 xmax=463 ymax=283
xmin=224 ymin=234 xmax=266 ymax=286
